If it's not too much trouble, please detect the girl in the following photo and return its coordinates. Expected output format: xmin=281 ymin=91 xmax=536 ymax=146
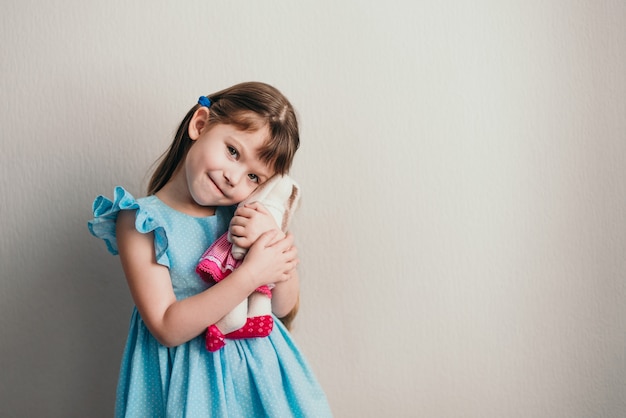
xmin=88 ymin=82 xmax=332 ymax=417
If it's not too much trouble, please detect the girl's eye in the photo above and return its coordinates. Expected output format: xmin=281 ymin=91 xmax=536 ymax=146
xmin=248 ymin=174 xmax=259 ymax=183
xmin=227 ymin=146 xmax=239 ymax=158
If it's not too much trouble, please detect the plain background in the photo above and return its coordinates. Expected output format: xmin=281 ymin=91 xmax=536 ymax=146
xmin=1 ymin=1 xmax=625 ymax=417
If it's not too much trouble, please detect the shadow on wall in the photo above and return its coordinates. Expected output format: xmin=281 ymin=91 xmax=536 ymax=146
xmin=1 ymin=188 xmax=134 ymax=416
xmin=0 ymin=77 xmax=150 ymax=416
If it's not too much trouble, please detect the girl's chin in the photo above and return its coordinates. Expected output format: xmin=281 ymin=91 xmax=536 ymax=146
xmin=189 ymin=190 xmax=216 ymax=207
xmin=191 ymin=181 xmax=223 ymax=203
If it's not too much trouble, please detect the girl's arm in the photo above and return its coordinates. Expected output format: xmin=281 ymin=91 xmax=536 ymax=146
xmin=271 ymin=268 xmax=300 ymax=319
xmin=229 ymin=203 xmax=300 ymax=318
xmin=116 ymin=210 xmax=297 ymax=347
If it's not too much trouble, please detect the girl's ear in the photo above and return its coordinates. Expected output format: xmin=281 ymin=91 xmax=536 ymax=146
xmin=188 ymin=107 xmax=210 ymax=140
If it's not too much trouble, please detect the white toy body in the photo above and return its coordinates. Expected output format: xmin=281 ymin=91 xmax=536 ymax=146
xmin=216 ymin=175 xmax=301 ymax=335
xmin=228 ymin=174 xmax=300 ymax=259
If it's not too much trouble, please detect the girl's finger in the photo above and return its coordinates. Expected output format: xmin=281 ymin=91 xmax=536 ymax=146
xmin=243 ymin=201 xmax=269 ymax=214
xmin=230 ymin=214 xmax=249 ymax=226
xmin=229 ymin=225 xmax=245 ymax=237
xmin=255 ymin=229 xmax=280 ymax=247
xmin=274 ymin=232 xmax=295 ymax=250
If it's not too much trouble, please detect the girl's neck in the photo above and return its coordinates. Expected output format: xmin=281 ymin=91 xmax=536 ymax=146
xmin=156 ymin=175 xmax=216 ymax=218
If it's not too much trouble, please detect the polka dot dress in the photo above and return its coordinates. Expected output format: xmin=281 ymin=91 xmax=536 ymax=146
xmin=89 ymin=187 xmax=332 ymax=417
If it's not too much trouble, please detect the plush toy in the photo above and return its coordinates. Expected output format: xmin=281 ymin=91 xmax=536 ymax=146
xmin=196 ymin=174 xmax=301 ymax=351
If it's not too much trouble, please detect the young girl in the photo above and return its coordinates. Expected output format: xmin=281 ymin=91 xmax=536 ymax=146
xmin=88 ymin=82 xmax=332 ymax=417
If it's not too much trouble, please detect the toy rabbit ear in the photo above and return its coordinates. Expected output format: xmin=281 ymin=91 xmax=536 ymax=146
xmin=281 ymin=182 xmax=301 ymax=231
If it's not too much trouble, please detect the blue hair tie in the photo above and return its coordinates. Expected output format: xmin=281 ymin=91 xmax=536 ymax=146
xmin=198 ymin=96 xmax=212 ymax=108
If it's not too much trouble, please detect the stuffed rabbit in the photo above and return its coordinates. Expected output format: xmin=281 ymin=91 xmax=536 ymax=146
xmin=196 ymin=174 xmax=301 ymax=351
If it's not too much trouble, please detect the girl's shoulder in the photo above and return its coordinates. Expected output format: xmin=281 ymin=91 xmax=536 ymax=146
xmin=87 ymin=186 xmax=235 ymax=265
xmin=87 ymin=186 xmax=167 ymax=258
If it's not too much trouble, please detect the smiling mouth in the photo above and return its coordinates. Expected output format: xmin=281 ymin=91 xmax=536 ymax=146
xmin=208 ymin=175 xmax=226 ymax=196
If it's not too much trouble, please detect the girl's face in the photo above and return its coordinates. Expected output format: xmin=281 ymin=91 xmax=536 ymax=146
xmin=185 ymin=120 xmax=274 ymax=208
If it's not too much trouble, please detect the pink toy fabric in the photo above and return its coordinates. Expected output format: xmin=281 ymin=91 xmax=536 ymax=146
xmin=206 ymin=316 xmax=274 ymax=352
xmin=196 ymin=233 xmax=241 ymax=282
xmin=197 ymin=232 xmax=274 ymax=352
xmin=196 ymin=233 xmax=272 ymax=298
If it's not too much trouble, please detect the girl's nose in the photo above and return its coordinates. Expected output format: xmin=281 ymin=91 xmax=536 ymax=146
xmin=224 ymin=167 xmax=243 ymax=187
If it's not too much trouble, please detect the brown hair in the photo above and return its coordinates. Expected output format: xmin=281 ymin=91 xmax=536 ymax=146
xmin=148 ymin=81 xmax=300 ymax=195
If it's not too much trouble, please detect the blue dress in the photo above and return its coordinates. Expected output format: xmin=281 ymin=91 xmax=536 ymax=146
xmin=88 ymin=187 xmax=332 ymax=418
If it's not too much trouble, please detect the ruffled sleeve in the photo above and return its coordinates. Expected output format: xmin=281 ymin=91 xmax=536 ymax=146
xmin=87 ymin=186 xmax=170 ymax=267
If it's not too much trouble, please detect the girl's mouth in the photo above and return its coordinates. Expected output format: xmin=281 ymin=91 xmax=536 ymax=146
xmin=208 ymin=175 xmax=226 ymax=197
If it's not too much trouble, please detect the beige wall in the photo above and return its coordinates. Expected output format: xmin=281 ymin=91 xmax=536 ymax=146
xmin=1 ymin=1 xmax=625 ymax=416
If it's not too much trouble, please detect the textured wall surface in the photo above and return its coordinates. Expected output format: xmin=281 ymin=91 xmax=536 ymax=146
xmin=1 ymin=1 xmax=625 ymax=417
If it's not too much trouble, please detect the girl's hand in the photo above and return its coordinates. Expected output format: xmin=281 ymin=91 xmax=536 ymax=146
xmin=229 ymin=202 xmax=279 ymax=249
xmin=240 ymin=230 xmax=299 ymax=287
